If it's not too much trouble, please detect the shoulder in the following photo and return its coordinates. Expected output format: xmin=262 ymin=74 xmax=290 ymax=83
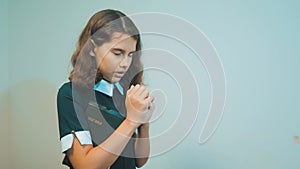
xmin=58 ymin=82 xmax=72 ymax=95
xmin=57 ymin=82 xmax=91 ymax=104
xmin=57 ymin=82 xmax=73 ymax=104
xmin=57 ymin=82 xmax=73 ymax=101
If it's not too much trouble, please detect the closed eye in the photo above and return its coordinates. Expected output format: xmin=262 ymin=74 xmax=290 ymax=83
xmin=128 ymin=52 xmax=134 ymax=57
xmin=111 ymin=48 xmax=136 ymax=57
xmin=111 ymin=49 xmax=123 ymax=56
xmin=113 ymin=51 xmax=122 ymax=56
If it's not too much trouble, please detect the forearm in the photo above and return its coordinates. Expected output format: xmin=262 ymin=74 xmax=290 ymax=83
xmin=135 ymin=124 xmax=150 ymax=168
xmin=85 ymin=119 xmax=139 ymax=169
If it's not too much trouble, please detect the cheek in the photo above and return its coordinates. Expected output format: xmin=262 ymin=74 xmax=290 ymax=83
xmin=128 ymin=58 xmax=133 ymax=68
xmin=127 ymin=57 xmax=133 ymax=66
xmin=100 ymin=56 xmax=120 ymax=72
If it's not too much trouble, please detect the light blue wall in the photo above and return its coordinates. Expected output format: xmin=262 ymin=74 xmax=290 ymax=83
xmin=0 ymin=0 xmax=8 ymax=90
xmin=3 ymin=0 xmax=300 ymax=169
xmin=0 ymin=0 xmax=10 ymax=168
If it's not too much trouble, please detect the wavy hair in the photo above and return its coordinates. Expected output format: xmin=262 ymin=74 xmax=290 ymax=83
xmin=69 ymin=9 xmax=143 ymax=89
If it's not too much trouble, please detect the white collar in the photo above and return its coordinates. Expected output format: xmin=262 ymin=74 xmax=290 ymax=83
xmin=93 ymin=79 xmax=124 ymax=97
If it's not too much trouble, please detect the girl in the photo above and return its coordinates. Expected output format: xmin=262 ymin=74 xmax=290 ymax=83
xmin=57 ymin=9 xmax=154 ymax=169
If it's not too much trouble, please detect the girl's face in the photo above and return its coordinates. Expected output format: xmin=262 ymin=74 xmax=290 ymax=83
xmin=94 ymin=33 xmax=137 ymax=83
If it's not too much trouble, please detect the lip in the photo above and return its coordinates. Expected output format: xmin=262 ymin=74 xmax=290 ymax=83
xmin=114 ymin=71 xmax=125 ymax=78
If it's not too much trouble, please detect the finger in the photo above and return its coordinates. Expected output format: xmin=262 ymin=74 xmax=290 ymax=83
xmin=150 ymin=95 xmax=154 ymax=102
xmin=148 ymin=102 xmax=155 ymax=111
xmin=144 ymin=95 xmax=154 ymax=105
xmin=151 ymin=96 xmax=154 ymax=102
xmin=139 ymin=89 xmax=149 ymax=100
xmin=135 ymin=85 xmax=147 ymax=97
xmin=126 ymin=85 xmax=134 ymax=95
xmin=130 ymin=84 xmax=141 ymax=95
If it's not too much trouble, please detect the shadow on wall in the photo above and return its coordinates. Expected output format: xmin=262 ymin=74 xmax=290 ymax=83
xmin=0 ymin=89 xmax=11 ymax=169
xmin=1 ymin=78 xmax=67 ymax=169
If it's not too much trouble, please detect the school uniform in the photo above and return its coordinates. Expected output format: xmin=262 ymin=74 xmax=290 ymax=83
xmin=57 ymin=79 xmax=136 ymax=169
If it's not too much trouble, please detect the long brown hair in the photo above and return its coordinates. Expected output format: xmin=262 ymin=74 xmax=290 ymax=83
xmin=69 ymin=9 xmax=143 ymax=89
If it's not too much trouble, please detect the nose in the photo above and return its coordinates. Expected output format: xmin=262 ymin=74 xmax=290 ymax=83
xmin=119 ymin=56 xmax=131 ymax=68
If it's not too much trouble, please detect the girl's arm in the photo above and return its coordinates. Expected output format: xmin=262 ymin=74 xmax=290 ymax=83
xmin=134 ymin=123 xmax=150 ymax=168
xmin=67 ymin=119 xmax=139 ymax=169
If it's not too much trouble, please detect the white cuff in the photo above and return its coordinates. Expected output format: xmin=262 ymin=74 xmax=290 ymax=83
xmin=60 ymin=130 xmax=93 ymax=153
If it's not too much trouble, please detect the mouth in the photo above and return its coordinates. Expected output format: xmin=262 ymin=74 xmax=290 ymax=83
xmin=114 ymin=71 xmax=125 ymax=78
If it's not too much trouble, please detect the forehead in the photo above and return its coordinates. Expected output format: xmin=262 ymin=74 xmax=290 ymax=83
xmin=108 ymin=32 xmax=137 ymax=50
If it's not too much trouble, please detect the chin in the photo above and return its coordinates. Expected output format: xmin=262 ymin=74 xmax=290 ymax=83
xmin=111 ymin=77 xmax=121 ymax=83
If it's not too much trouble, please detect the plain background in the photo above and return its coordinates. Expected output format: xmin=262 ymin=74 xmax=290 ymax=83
xmin=1 ymin=0 xmax=300 ymax=169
